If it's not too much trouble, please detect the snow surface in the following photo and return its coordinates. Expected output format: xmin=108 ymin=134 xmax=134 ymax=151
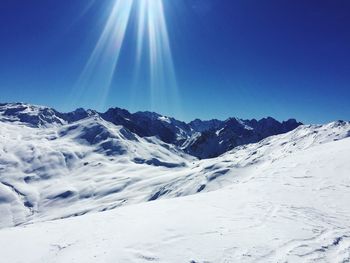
xmin=0 ymin=107 xmax=349 ymax=262
xmin=0 ymin=129 xmax=350 ymax=262
xmin=0 ymin=117 xmax=195 ymax=227
xmin=0 ymin=103 xmax=302 ymax=159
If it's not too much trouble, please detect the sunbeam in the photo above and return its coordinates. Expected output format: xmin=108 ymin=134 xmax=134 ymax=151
xmin=144 ymin=0 xmax=179 ymax=111
xmin=73 ymin=0 xmax=133 ymax=108
xmin=72 ymin=0 xmax=180 ymax=114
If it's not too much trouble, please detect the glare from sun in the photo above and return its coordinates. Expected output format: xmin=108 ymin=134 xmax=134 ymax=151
xmin=74 ymin=0 xmax=179 ymax=112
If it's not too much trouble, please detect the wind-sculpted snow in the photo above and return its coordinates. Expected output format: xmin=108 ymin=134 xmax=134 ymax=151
xmin=0 ymin=117 xmax=196 ymax=227
xmin=0 ymin=103 xmax=302 ymax=158
xmin=0 ymin=131 xmax=350 ymax=262
xmin=1 ymin=103 xmax=350 ymax=262
xmin=0 ymin=104 xmax=349 ymax=228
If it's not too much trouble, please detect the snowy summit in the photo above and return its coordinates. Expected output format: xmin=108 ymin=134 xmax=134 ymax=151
xmin=0 ymin=103 xmax=349 ymax=262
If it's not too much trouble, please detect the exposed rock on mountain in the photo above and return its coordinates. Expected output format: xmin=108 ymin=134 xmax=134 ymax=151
xmin=0 ymin=103 xmax=302 ymax=159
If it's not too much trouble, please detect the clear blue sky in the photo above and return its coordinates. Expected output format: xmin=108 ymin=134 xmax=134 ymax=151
xmin=0 ymin=0 xmax=349 ymax=123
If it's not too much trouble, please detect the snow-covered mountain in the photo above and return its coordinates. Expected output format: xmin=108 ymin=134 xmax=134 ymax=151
xmin=0 ymin=103 xmax=301 ymax=159
xmin=0 ymin=102 xmax=349 ymax=262
xmin=185 ymin=117 xmax=301 ymax=158
xmin=0 ymin=114 xmax=194 ymax=227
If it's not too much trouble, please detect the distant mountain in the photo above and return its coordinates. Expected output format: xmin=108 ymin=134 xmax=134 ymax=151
xmin=1 ymin=102 xmax=350 ymax=262
xmin=185 ymin=117 xmax=301 ymax=158
xmin=0 ymin=102 xmax=302 ymax=158
xmin=0 ymin=103 xmax=349 ymax=228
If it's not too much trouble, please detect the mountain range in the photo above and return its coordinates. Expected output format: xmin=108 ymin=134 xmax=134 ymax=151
xmin=0 ymin=102 xmax=349 ymax=262
xmin=0 ymin=102 xmax=301 ymax=159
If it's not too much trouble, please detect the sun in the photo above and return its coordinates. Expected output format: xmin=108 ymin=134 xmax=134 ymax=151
xmin=74 ymin=0 xmax=178 ymax=111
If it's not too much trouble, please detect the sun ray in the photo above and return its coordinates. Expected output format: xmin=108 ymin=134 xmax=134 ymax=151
xmin=144 ymin=0 xmax=180 ymax=112
xmin=73 ymin=0 xmax=133 ymax=108
xmin=136 ymin=0 xmax=147 ymax=66
xmin=72 ymin=0 xmax=181 ymax=115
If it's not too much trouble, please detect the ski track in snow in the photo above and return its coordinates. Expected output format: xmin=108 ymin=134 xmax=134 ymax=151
xmin=0 ymin=109 xmax=349 ymax=262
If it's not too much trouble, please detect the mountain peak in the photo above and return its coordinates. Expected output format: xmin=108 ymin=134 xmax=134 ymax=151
xmin=0 ymin=102 xmax=303 ymax=158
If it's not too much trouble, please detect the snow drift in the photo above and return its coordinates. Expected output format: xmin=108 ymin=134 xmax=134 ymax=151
xmin=0 ymin=103 xmax=349 ymax=262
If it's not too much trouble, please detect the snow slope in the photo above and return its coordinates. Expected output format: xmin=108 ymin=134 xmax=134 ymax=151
xmin=0 ymin=128 xmax=349 ymax=262
xmin=0 ymin=116 xmax=196 ymax=227
xmin=1 ymin=102 xmax=350 ymax=262
xmin=0 ymin=102 xmax=302 ymax=158
xmin=0 ymin=112 xmax=348 ymax=228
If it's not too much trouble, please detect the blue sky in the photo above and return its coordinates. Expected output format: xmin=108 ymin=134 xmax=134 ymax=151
xmin=0 ymin=0 xmax=349 ymax=123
